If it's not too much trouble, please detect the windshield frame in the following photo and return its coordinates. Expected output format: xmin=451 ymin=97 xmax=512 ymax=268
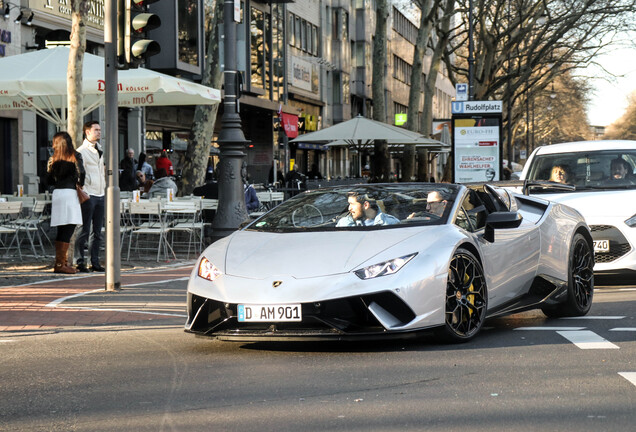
xmin=244 ymin=184 xmax=461 ymax=233
xmin=526 ymin=149 xmax=636 ymax=192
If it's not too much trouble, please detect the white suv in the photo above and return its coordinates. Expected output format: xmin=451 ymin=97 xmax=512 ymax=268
xmin=519 ymin=140 xmax=636 ymax=279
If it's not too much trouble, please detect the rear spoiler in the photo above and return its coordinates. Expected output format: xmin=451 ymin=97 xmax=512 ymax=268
xmin=464 ymin=180 xmax=576 ymax=196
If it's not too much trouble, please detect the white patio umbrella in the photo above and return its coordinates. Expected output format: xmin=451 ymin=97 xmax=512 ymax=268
xmin=290 ymin=115 xmax=443 ymax=177
xmin=289 ymin=114 xmax=429 ymax=144
xmin=0 ymin=47 xmax=221 ymax=128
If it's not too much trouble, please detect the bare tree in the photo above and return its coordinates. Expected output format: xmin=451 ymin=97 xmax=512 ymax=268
xmin=601 ymin=91 xmax=636 ymax=140
xmin=180 ymin=0 xmax=223 ymax=195
xmin=371 ymin=0 xmax=391 ymax=183
xmin=419 ymin=0 xmax=454 ymax=181
xmin=447 ymin=0 xmax=636 ymax=160
xmin=68 ymin=1 xmax=90 ymax=146
xmin=401 ymin=0 xmax=437 ymax=182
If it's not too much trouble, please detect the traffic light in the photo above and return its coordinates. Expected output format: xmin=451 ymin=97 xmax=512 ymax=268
xmin=118 ymin=0 xmax=161 ymax=68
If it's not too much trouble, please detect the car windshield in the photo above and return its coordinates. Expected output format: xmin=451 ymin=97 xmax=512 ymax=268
xmin=247 ymin=184 xmax=460 ymax=233
xmin=526 ymin=149 xmax=636 ymax=191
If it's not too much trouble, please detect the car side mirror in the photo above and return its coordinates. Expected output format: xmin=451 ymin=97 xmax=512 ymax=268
xmin=484 ymin=211 xmax=523 ymax=242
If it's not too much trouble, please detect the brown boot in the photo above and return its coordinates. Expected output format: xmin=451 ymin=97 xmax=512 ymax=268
xmin=54 ymin=241 xmax=77 ymax=274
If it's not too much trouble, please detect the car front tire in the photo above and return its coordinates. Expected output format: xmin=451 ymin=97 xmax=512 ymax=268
xmin=542 ymin=233 xmax=594 ymax=318
xmin=437 ymin=248 xmax=488 ymax=342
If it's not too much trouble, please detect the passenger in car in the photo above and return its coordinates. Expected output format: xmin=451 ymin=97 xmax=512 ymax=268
xmin=336 ymin=192 xmax=400 ymax=226
xmin=549 ymin=164 xmax=570 ymax=183
xmin=610 ymin=157 xmax=633 ymax=181
xmin=407 ymin=191 xmax=448 ymax=220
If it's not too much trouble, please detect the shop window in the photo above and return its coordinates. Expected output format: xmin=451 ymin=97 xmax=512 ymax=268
xmin=178 ymin=0 xmax=199 ymax=66
xmin=288 ymin=13 xmax=295 ymax=47
xmin=250 ymin=7 xmax=270 ymax=94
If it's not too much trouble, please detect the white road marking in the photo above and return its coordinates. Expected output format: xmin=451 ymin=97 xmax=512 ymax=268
xmin=46 ymin=289 xmax=103 ymax=308
xmin=45 ymin=277 xmax=190 ymax=318
xmin=124 ymin=277 xmax=189 ymax=287
xmin=513 ymin=327 xmax=586 ymax=331
xmin=618 ymin=372 xmax=636 ymax=387
xmin=51 ymin=305 xmax=187 ymax=318
xmin=556 ymin=330 xmax=619 ymax=349
xmin=0 ymin=340 xmax=17 ymax=343
xmin=561 ymin=316 xmax=625 ymax=320
xmin=609 ymin=328 xmax=636 ymax=331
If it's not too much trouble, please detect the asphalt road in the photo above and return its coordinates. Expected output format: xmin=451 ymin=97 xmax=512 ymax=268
xmin=0 ymin=282 xmax=634 ymax=432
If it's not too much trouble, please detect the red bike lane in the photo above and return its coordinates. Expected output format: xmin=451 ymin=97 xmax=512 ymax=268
xmin=0 ymin=266 xmax=193 ymax=331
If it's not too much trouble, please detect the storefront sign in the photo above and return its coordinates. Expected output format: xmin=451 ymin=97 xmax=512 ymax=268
xmin=281 ymin=112 xmax=299 ymax=139
xmin=31 ymin=0 xmax=104 ymax=29
xmin=290 ymin=56 xmax=317 ymax=93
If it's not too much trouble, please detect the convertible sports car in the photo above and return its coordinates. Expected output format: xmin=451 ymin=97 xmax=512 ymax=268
xmin=186 ymin=183 xmax=594 ymax=342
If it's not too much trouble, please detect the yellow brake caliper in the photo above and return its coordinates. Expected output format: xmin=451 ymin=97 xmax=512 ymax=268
xmin=464 ymin=273 xmax=474 ymax=317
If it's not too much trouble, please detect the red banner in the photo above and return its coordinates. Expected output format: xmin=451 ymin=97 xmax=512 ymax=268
xmin=281 ymin=112 xmax=299 ymax=139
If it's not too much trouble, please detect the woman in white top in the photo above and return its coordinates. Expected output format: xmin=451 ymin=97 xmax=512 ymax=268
xmin=45 ymin=132 xmax=84 ymax=274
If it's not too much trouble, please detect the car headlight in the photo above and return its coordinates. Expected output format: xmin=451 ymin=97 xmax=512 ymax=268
xmin=626 ymin=214 xmax=636 ymax=228
xmin=198 ymin=257 xmax=223 ymax=281
xmin=354 ymin=253 xmax=417 ymax=280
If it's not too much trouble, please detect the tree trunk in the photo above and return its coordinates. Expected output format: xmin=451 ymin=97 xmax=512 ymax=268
xmin=180 ymin=0 xmax=223 ymax=196
xmin=419 ymin=0 xmax=454 ymax=182
xmin=67 ymin=1 xmax=89 ymax=266
xmin=402 ymin=0 xmax=435 ymax=182
xmin=371 ymin=0 xmax=390 ymax=183
xmin=68 ymin=1 xmax=89 ymax=146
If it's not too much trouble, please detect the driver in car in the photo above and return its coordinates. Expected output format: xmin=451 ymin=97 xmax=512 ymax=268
xmin=337 ymin=192 xmax=399 ymax=227
xmin=549 ymin=164 xmax=570 ymax=183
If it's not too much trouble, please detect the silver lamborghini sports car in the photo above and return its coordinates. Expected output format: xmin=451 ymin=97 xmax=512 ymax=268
xmin=185 ymin=183 xmax=594 ymax=342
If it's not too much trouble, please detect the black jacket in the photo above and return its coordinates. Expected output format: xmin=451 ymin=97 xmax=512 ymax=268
xmin=45 ymin=152 xmax=85 ymax=190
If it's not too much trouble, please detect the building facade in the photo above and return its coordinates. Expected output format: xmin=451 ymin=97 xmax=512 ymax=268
xmin=0 ymin=0 xmax=454 ymax=195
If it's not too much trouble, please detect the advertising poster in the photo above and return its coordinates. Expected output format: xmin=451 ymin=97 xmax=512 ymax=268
xmin=454 ymin=117 xmax=501 ymax=182
xmin=451 ymin=101 xmax=503 ymax=183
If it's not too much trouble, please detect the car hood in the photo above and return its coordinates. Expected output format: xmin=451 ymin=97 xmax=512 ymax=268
xmin=535 ymin=189 xmax=635 ymax=219
xmin=223 ymin=228 xmax=424 ymax=279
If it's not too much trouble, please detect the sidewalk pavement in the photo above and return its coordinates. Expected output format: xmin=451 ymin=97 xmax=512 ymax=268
xmin=0 ymin=243 xmax=197 ymax=332
xmin=0 ymin=240 xmax=197 ymax=287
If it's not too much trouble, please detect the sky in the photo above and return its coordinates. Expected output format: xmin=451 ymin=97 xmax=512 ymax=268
xmin=585 ymin=45 xmax=636 ymax=127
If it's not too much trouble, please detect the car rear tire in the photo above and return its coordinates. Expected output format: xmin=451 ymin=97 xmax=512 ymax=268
xmin=542 ymin=233 xmax=594 ymax=318
xmin=437 ymin=248 xmax=488 ymax=343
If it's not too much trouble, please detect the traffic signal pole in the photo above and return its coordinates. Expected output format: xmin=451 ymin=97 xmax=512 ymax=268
xmin=105 ymin=0 xmax=121 ymax=291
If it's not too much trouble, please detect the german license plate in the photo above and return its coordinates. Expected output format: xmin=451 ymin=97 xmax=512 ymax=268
xmin=237 ymin=304 xmax=302 ymax=322
xmin=593 ymin=240 xmax=609 ymax=253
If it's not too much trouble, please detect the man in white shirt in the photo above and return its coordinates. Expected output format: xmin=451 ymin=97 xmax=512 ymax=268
xmin=75 ymin=121 xmax=106 ymax=272
xmin=336 ymin=192 xmax=399 ymax=227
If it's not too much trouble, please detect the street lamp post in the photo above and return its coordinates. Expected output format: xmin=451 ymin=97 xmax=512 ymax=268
xmin=212 ymin=0 xmax=248 ymax=239
xmin=104 ymin=0 xmax=120 ymax=291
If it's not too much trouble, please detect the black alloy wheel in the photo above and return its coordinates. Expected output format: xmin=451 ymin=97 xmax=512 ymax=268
xmin=439 ymin=248 xmax=488 ymax=342
xmin=543 ymin=233 xmax=594 ymax=317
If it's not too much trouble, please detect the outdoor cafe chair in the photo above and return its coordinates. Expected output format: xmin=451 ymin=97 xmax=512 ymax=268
xmin=165 ymin=200 xmax=204 ymax=257
xmin=0 ymin=201 xmax=24 ymax=259
xmin=126 ymin=201 xmax=175 ymax=262
xmin=12 ymin=200 xmax=50 ymax=257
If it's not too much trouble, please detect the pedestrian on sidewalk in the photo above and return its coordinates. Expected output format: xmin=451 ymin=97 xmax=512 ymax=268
xmin=45 ymin=131 xmax=84 ymax=274
xmin=155 ymin=150 xmax=174 ymax=176
xmin=75 ymin=121 xmax=106 ymax=273
xmin=120 ymin=148 xmax=138 ymax=192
